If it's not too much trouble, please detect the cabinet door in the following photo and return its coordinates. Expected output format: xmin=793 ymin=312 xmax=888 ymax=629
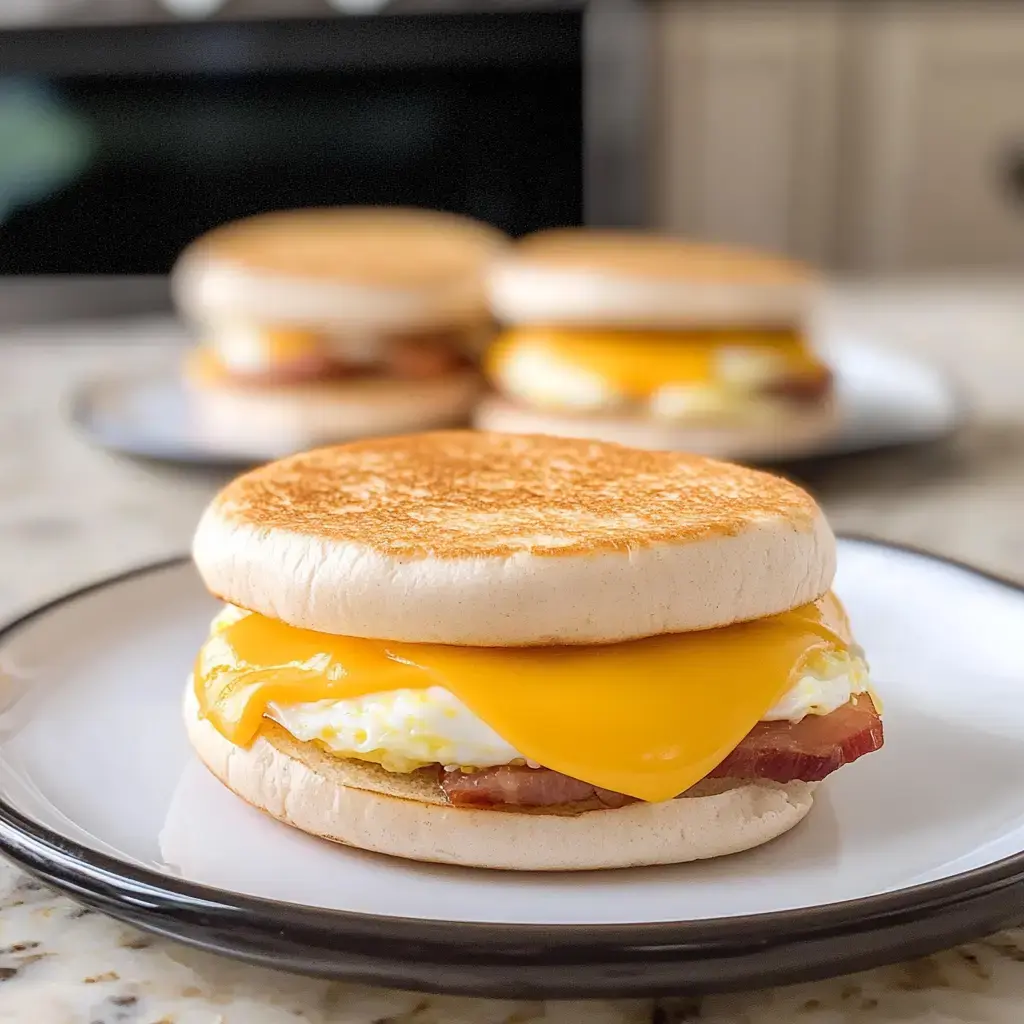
xmin=845 ymin=3 xmax=1024 ymax=271
xmin=652 ymin=1 xmax=842 ymax=264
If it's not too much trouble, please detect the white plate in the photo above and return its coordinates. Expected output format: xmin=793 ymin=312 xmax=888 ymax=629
xmin=1 ymin=538 xmax=1022 ymax=997
xmin=819 ymin=333 xmax=962 ymax=455
xmin=69 ymin=334 xmax=962 ymax=467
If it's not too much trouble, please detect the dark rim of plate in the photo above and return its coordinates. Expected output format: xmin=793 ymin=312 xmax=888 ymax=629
xmin=0 ymin=535 xmax=1022 ymax=966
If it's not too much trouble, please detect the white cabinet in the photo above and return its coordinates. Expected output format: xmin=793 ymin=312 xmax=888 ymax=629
xmin=843 ymin=4 xmax=1024 ymax=271
xmin=653 ymin=2 xmax=842 ymax=264
xmin=652 ymin=1 xmax=1024 ymax=272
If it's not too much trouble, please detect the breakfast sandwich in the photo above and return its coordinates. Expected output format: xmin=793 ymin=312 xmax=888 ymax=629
xmin=172 ymin=207 xmax=507 ymax=453
xmin=187 ymin=431 xmax=883 ymax=870
xmin=475 ymin=230 xmax=837 ymax=461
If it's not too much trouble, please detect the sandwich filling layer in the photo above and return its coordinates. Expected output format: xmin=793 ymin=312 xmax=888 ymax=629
xmin=194 ymin=595 xmax=881 ymax=805
xmin=187 ymin=323 xmax=478 ymax=387
xmin=486 ymin=327 xmax=830 ymax=419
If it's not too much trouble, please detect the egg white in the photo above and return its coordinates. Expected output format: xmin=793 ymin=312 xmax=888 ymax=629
xmin=714 ymin=345 xmax=792 ymax=389
xmin=207 ymin=321 xmax=382 ymax=371
xmin=208 ymin=322 xmax=279 ymax=373
xmin=494 ymin=341 xmax=797 ymax=419
xmin=267 ymin=687 xmax=525 ymax=774
xmin=267 ymin=649 xmax=872 ymax=774
xmin=493 ymin=342 xmax=628 ymax=413
xmin=648 ymin=382 xmax=753 ymax=421
xmin=209 ymin=606 xmax=872 ymax=774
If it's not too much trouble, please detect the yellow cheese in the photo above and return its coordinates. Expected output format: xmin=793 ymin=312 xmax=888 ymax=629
xmin=189 ymin=326 xmax=326 ymax=381
xmin=194 ymin=594 xmax=850 ymax=802
xmin=486 ymin=326 xmax=826 ymax=395
xmin=258 ymin=326 xmax=325 ymax=362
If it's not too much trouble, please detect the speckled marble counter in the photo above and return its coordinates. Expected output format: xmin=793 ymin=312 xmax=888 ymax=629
xmin=2 ymin=281 xmax=1024 ymax=1023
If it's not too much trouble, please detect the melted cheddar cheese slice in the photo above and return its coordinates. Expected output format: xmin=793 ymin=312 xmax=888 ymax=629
xmin=486 ymin=326 xmax=826 ymax=396
xmin=195 ymin=594 xmax=851 ymax=803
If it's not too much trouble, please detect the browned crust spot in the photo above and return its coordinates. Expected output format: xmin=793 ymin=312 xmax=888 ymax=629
xmin=211 ymin=430 xmax=821 ymax=559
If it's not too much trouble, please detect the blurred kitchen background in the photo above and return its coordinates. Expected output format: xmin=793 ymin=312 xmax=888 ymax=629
xmin=0 ymin=0 xmax=1020 ymax=324
xmin=0 ymin=0 xmax=1023 ymax=615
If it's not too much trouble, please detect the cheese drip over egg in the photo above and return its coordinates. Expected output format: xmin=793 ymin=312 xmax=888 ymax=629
xmin=194 ymin=594 xmax=866 ymax=802
xmin=485 ymin=326 xmax=828 ymax=414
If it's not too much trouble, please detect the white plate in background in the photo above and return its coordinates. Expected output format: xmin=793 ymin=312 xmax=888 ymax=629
xmin=69 ymin=333 xmax=962 ymax=467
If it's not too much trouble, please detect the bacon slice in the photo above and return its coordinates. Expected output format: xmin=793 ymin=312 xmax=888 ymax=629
xmin=707 ymin=693 xmax=882 ymax=783
xmin=219 ymin=338 xmax=464 ymax=384
xmin=384 ymin=335 xmax=464 ymax=379
xmin=761 ymin=368 xmax=833 ymax=403
xmin=225 ymin=353 xmax=347 ymax=386
xmin=440 ymin=765 xmax=635 ymax=810
xmin=441 ymin=695 xmax=882 ymax=809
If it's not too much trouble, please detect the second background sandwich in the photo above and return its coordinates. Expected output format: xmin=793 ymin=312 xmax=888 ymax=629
xmin=476 ymin=229 xmax=838 ymax=462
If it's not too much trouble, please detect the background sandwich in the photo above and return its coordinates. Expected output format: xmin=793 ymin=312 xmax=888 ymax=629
xmin=476 ymin=229 xmax=837 ymax=461
xmin=188 ymin=431 xmax=883 ymax=870
xmin=173 ymin=207 xmax=507 ymax=454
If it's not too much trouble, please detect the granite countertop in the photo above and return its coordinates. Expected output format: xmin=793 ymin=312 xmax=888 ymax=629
xmin=2 ymin=279 xmax=1024 ymax=1022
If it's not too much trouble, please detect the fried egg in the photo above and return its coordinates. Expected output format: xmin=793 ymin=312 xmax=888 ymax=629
xmin=207 ymin=322 xmax=318 ymax=372
xmin=266 ymin=648 xmax=872 ymax=774
xmin=494 ymin=341 xmax=628 ymax=413
xmin=492 ymin=338 xmax=800 ymax=418
xmin=209 ymin=605 xmax=872 ymax=774
xmin=267 ymin=687 xmax=524 ymax=774
xmin=208 ymin=322 xmax=384 ymax=372
xmin=648 ymin=382 xmax=758 ymax=421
